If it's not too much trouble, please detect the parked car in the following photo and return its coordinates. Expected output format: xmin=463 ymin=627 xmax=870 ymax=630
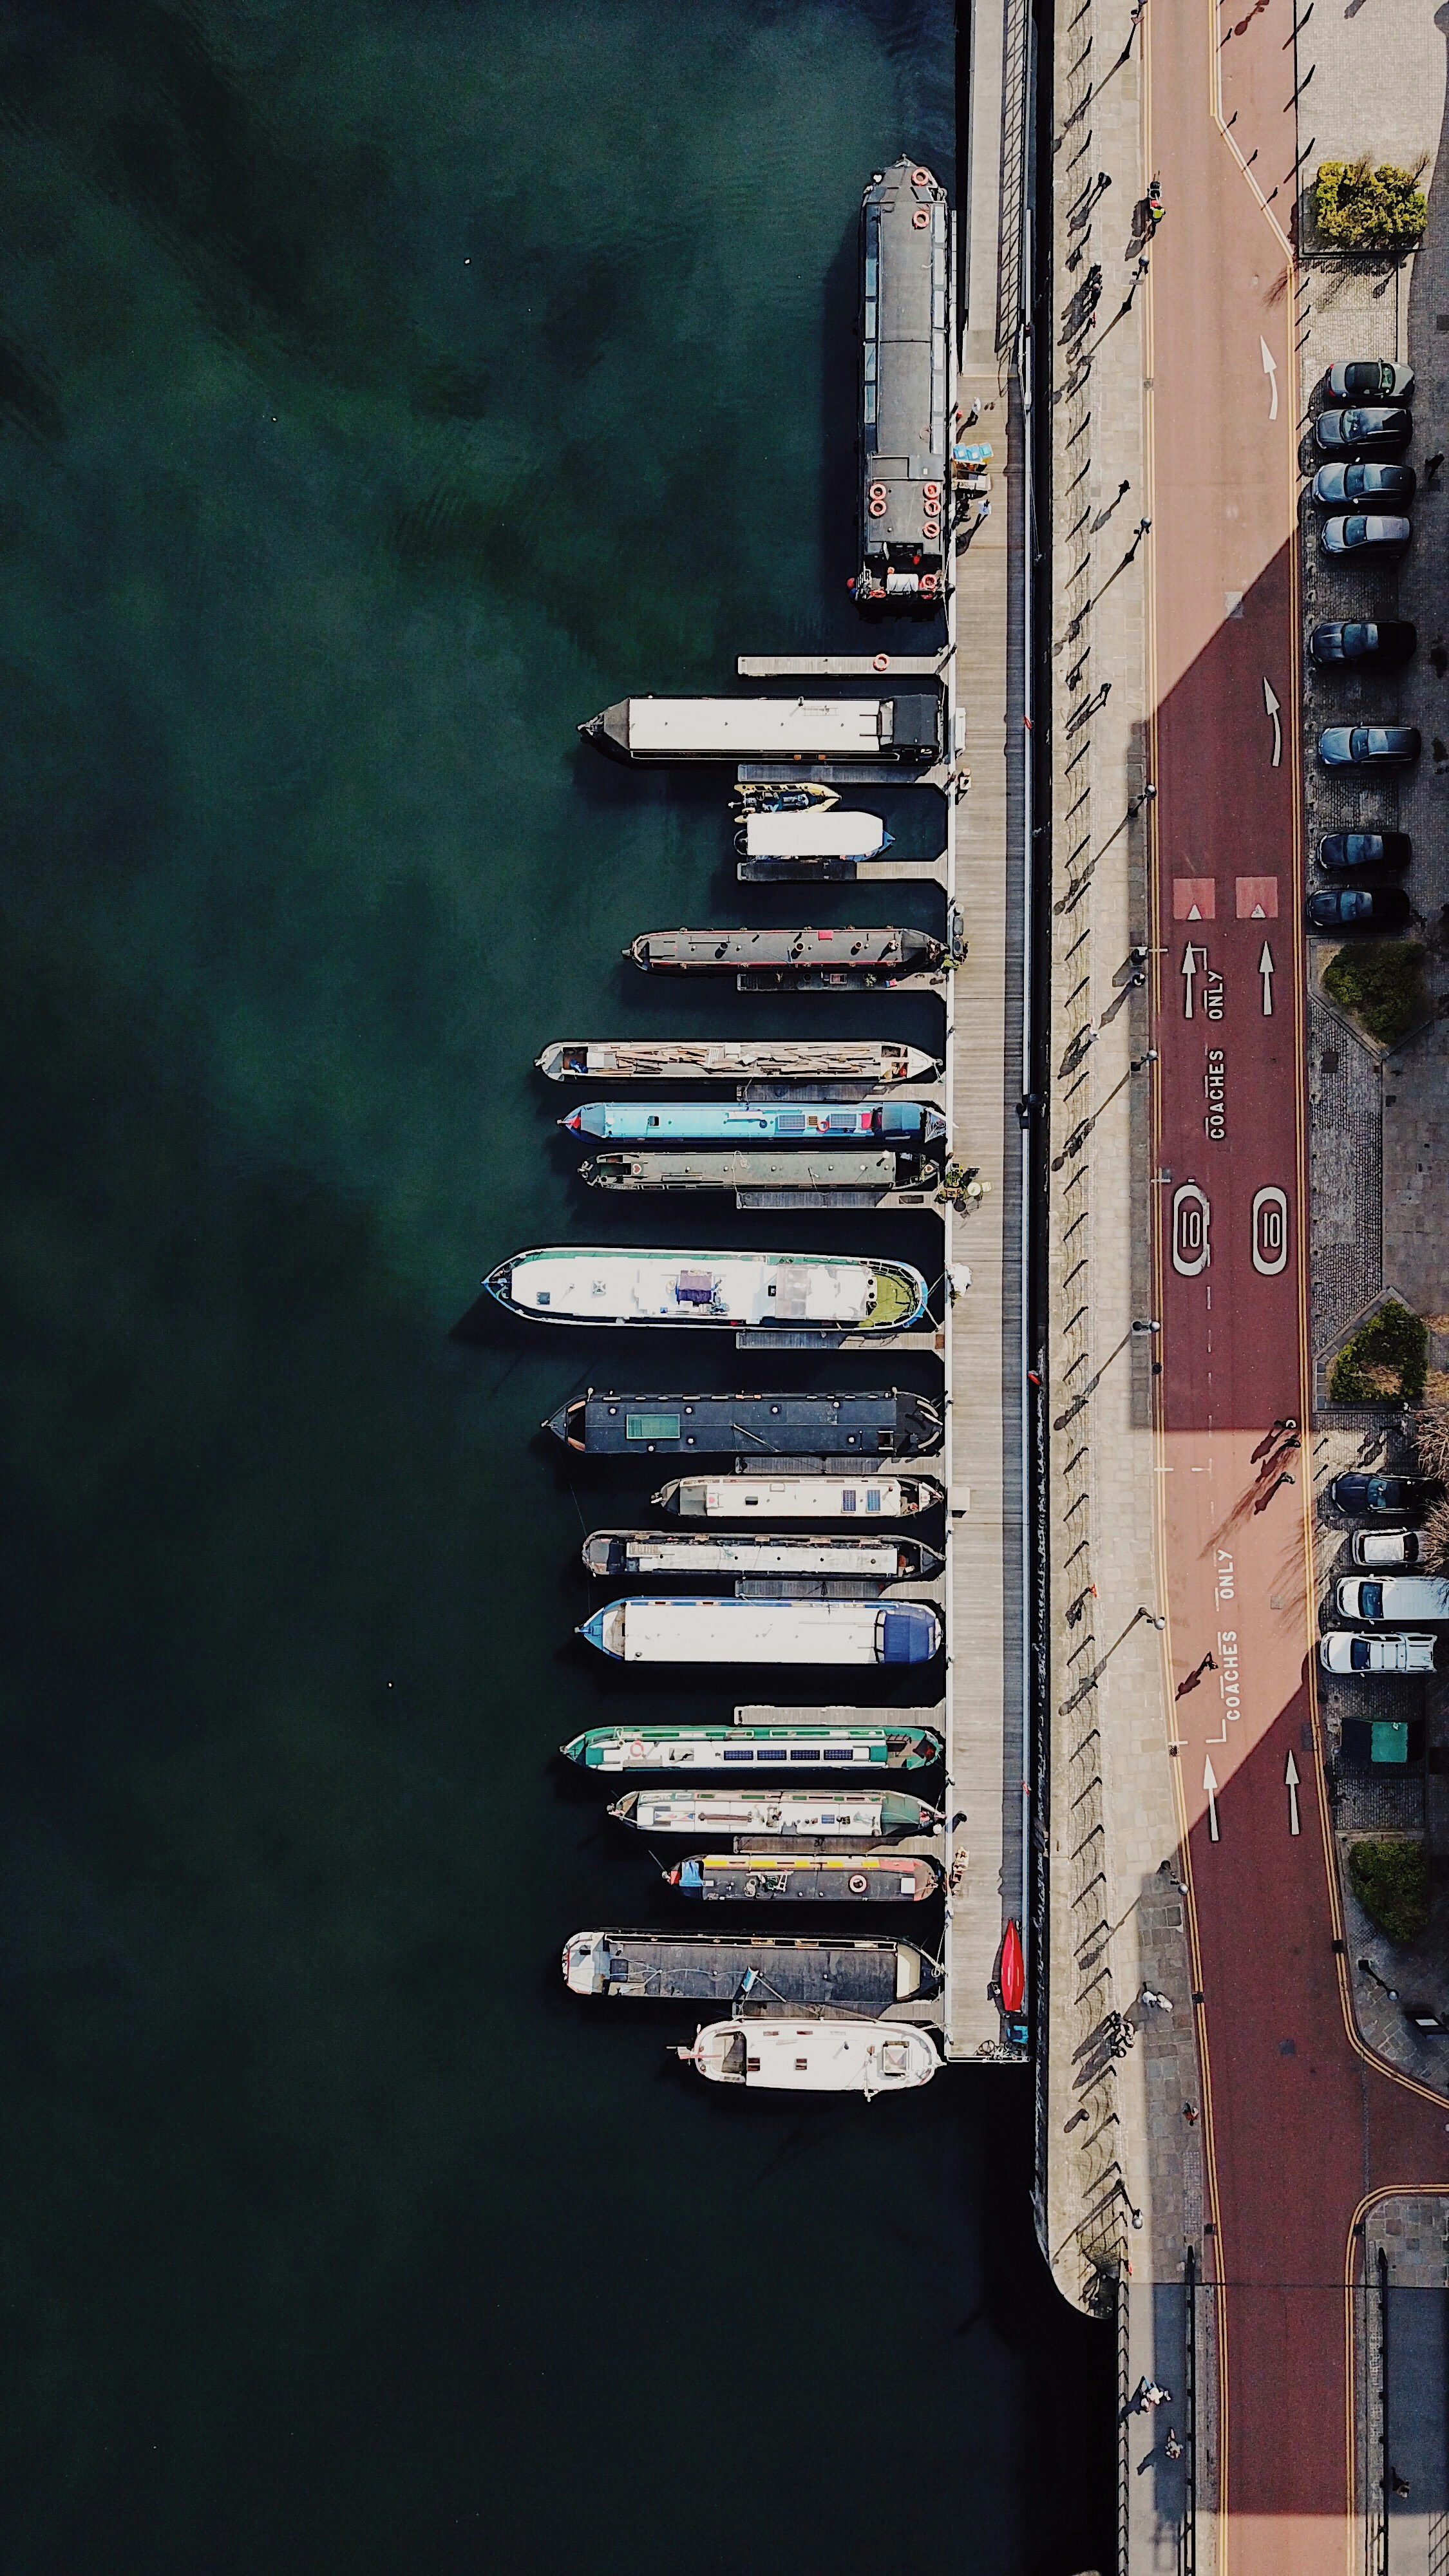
xmin=1326 ymin=360 xmax=1415 ymax=401
xmin=1329 ymin=1472 xmax=1432 ymax=1518
xmin=1318 ymin=830 xmax=1413 ymax=872
xmin=1319 ymin=1631 xmax=1437 ymax=1674
xmin=1335 ymin=1575 xmax=1449 ymax=1623
xmin=1349 ymin=1528 xmax=1425 ymax=1567
xmin=1321 ymin=514 xmax=1412 ymax=555
xmin=1309 ymin=621 xmax=1416 ymax=667
xmin=1314 ymin=407 xmax=1412 ymax=456
xmin=1306 ymin=885 xmax=1411 ymax=931
xmin=1312 ymin=464 xmax=1417 ymax=506
xmin=1318 ymin=726 xmax=1421 ymax=767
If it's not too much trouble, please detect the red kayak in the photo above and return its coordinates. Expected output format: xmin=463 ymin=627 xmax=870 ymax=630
xmin=998 ymin=1918 xmax=1025 ymax=2016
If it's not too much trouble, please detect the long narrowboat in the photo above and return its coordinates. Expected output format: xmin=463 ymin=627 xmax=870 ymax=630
xmin=578 ymin=1596 xmax=943 ymax=1665
xmin=486 ymin=1247 xmax=929 ymax=1332
xmin=677 ymin=2016 xmax=941 ymax=2093
xmin=545 ymin=1387 xmax=944 ymax=1458
xmin=535 ymin=1039 xmax=942 ymax=1083
xmin=562 ymin=1930 xmax=940 ymax=2010
xmin=667 ymin=1852 xmax=942 ymax=1902
xmin=580 ymin=1530 xmax=943 ymax=1581
xmin=560 ymin=1722 xmax=943 ymax=1772
xmin=562 ymin=1099 xmax=946 ymax=1145
xmin=627 ymin=926 xmax=942 ymax=980
xmin=579 ymin=1148 xmax=934 ymax=1193
xmin=855 ymin=160 xmax=951 ymax=609
xmin=608 ymin=1788 xmax=939 ymax=1837
xmin=654 ymin=1471 xmax=947 ymax=1518
xmin=578 ymin=691 xmax=943 ymax=766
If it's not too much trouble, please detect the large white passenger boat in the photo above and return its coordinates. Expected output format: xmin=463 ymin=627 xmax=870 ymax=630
xmin=678 ymin=2016 xmax=941 ymax=2095
xmin=578 ymin=1595 xmax=942 ymax=1665
xmin=484 ymin=1246 xmax=929 ymax=1332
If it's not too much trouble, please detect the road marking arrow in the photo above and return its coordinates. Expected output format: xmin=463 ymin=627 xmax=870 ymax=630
xmin=1181 ymin=942 xmax=1201 ymax=1019
xmin=1263 ymin=676 xmax=1282 ymax=768
xmin=1204 ymin=1752 xmax=1221 ymax=1842
xmin=1259 ymin=940 xmax=1275 ymax=1016
xmin=1285 ymin=1748 xmax=1301 ymax=1835
xmin=1260 ymin=335 xmax=1279 ymax=421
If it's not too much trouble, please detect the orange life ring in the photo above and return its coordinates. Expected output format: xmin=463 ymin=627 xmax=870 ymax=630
xmin=923 ymin=480 xmax=942 ymax=502
xmin=848 ymin=1871 xmax=869 ymax=1894
xmin=867 ymin=480 xmax=887 ymax=502
xmin=923 ymin=518 xmax=940 ymax=537
xmin=872 ymin=653 xmax=889 ymax=672
xmin=869 ymin=497 xmax=887 ymax=518
xmin=911 ymin=166 xmax=932 ymax=187
xmin=912 ymin=209 xmax=929 ymax=231
xmin=920 ymin=574 xmax=938 ymax=598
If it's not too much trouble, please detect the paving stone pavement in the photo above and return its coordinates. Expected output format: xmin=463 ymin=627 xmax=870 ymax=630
xmin=1307 ymin=990 xmax=1383 ymax=1348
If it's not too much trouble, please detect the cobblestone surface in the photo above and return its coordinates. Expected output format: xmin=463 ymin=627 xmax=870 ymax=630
xmin=1307 ymin=991 xmax=1383 ymax=1349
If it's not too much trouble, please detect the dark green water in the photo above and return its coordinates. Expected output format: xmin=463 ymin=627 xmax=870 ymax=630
xmin=0 ymin=5 xmax=1110 ymax=2568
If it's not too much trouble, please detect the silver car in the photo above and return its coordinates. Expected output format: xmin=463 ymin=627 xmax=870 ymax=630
xmin=1319 ymin=1630 xmax=1436 ymax=1674
xmin=1325 ymin=359 xmax=1415 ymax=401
xmin=1334 ymin=1575 xmax=1449 ymax=1622
xmin=1349 ymin=1528 xmax=1423 ymax=1567
xmin=1320 ymin=514 xmax=1411 ymax=554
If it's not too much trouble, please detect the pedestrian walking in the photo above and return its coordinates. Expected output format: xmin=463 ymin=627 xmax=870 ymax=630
xmin=1165 ymin=2430 xmax=1184 ymax=2461
xmin=1182 ymin=2101 xmax=1198 ymax=2125
xmin=1392 ymin=2470 xmax=1412 ymax=2499
xmin=1272 ymin=1417 xmax=1298 ymax=1433
xmin=1139 ymin=1985 xmax=1175 ymax=2012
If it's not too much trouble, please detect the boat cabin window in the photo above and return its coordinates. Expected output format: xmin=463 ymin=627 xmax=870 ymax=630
xmin=723 ymin=1748 xmax=753 ymax=1761
xmin=627 ymin=1412 xmax=681 ymax=1441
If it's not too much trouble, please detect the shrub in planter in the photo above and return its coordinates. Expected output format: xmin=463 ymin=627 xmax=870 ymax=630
xmin=1316 ymin=159 xmax=1427 ymax=248
xmin=1349 ymin=1837 xmax=1429 ymax=1944
xmin=1329 ymin=1300 xmax=1428 ymax=1403
xmin=1323 ymin=941 xmax=1427 ymax=1047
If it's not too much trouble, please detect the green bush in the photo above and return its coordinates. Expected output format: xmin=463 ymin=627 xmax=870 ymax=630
xmin=1329 ymin=1299 xmax=1428 ymax=1402
xmin=1349 ymin=1838 xmax=1429 ymax=1944
xmin=1322 ymin=941 xmax=1427 ymax=1047
xmin=1316 ymin=160 xmax=1426 ymax=248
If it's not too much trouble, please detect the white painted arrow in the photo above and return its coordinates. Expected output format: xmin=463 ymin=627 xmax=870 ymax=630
xmin=1260 ymin=335 xmax=1279 ymax=421
xmin=1204 ymin=1751 xmax=1221 ymax=1842
xmin=1260 ymin=940 xmax=1275 ymax=1016
xmin=1263 ymin=676 xmax=1282 ymax=768
xmin=1285 ymin=1748 xmax=1301 ymax=1837
xmin=1182 ymin=942 xmax=1200 ymax=1019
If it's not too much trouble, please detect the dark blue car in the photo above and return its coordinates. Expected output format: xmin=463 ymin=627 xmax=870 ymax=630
xmin=1329 ymin=1473 xmax=1432 ymax=1520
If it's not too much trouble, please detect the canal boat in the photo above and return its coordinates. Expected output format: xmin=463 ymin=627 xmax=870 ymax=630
xmin=737 ymin=810 xmax=891 ymax=860
xmin=579 ymin=1148 xmax=935 ymax=1193
xmin=578 ymin=1596 xmax=943 ymax=1665
xmin=535 ymin=1038 xmax=942 ymax=1083
xmin=654 ymin=1471 xmax=946 ymax=1518
xmin=667 ymin=1852 xmax=941 ymax=1902
xmin=486 ymin=1247 xmax=929 ymax=1332
xmin=562 ymin=1929 xmax=940 ymax=2009
xmin=580 ymin=1530 xmax=942 ymax=1581
xmin=855 ymin=160 xmax=951 ymax=609
xmin=627 ymin=925 xmax=942 ymax=980
xmin=545 ymin=1387 xmax=944 ymax=1457
xmin=677 ymin=2016 xmax=942 ymax=2094
xmin=560 ymin=1721 xmax=943 ymax=1772
xmin=562 ymin=1099 xmax=945 ymax=1144
xmin=579 ymin=691 xmax=943 ymax=765
xmin=608 ymin=1788 xmax=938 ymax=1837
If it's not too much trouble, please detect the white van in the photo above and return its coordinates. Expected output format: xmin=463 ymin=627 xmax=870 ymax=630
xmin=1334 ymin=1575 xmax=1449 ymax=1624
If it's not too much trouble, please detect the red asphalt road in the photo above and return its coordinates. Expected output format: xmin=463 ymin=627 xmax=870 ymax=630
xmin=1139 ymin=0 xmax=1448 ymax=2567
